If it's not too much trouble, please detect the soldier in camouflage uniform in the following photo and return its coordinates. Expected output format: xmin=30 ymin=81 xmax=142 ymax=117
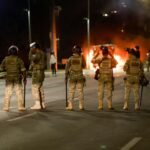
xmin=29 ymin=42 xmax=46 ymax=110
xmin=65 ymin=45 xmax=86 ymax=111
xmin=0 ymin=45 xmax=26 ymax=111
xmin=146 ymin=50 xmax=150 ymax=72
xmin=123 ymin=49 xmax=144 ymax=111
xmin=91 ymin=46 xmax=117 ymax=110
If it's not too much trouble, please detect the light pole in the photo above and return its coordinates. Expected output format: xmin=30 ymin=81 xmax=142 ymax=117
xmin=25 ymin=0 xmax=32 ymax=45
xmin=27 ymin=9 xmax=31 ymax=44
xmin=84 ymin=0 xmax=90 ymax=69
xmin=51 ymin=5 xmax=61 ymax=70
xmin=84 ymin=17 xmax=90 ymax=51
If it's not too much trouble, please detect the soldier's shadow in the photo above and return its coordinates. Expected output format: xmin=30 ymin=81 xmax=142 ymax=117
xmin=140 ymin=109 xmax=150 ymax=113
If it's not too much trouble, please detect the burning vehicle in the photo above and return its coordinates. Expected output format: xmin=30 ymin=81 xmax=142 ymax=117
xmin=85 ymin=44 xmax=126 ymax=73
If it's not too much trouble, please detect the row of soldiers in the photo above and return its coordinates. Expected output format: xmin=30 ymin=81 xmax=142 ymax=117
xmin=0 ymin=42 xmax=45 ymax=111
xmin=0 ymin=42 xmax=148 ymax=112
xmin=65 ymin=45 xmax=149 ymax=111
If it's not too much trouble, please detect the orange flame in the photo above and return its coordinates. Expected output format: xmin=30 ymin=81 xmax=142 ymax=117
xmin=86 ymin=49 xmax=126 ymax=72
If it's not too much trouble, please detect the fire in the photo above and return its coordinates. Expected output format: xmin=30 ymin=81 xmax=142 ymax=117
xmin=86 ymin=49 xmax=125 ymax=72
xmin=86 ymin=50 xmax=96 ymax=70
xmin=113 ymin=54 xmax=125 ymax=72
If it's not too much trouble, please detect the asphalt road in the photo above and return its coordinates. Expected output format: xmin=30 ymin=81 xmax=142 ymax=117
xmin=0 ymin=70 xmax=150 ymax=150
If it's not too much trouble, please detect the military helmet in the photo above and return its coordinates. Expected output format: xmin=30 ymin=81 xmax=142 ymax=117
xmin=100 ymin=46 xmax=108 ymax=55
xmin=8 ymin=45 xmax=19 ymax=55
xmin=135 ymin=45 xmax=140 ymax=50
xmin=72 ymin=45 xmax=82 ymax=54
xmin=30 ymin=42 xmax=40 ymax=49
xmin=129 ymin=48 xmax=137 ymax=56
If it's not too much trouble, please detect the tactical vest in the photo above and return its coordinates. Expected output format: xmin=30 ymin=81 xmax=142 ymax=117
xmin=99 ymin=58 xmax=112 ymax=74
xmin=127 ymin=59 xmax=141 ymax=75
xmin=70 ymin=56 xmax=82 ymax=72
xmin=69 ymin=56 xmax=83 ymax=81
xmin=5 ymin=56 xmax=21 ymax=82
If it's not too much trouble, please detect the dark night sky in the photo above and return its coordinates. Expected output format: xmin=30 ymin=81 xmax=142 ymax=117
xmin=0 ymin=0 xmax=150 ymax=66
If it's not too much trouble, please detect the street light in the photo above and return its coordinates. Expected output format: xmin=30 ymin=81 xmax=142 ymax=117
xmin=27 ymin=9 xmax=31 ymax=44
xmin=25 ymin=0 xmax=32 ymax=45
xmin=83 ymin=17 xmax=90 ymax=54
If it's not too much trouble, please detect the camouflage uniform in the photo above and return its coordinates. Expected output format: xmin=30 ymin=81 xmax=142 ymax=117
xmin=65 ymin=53 xmax=86 ymax=110
xmin=123 ymin=53 xmax=143 ymax=110
xmin=29 ymin=47 xmax=45 ymax=110
xmin=92 ymin=55 xmax=117 ymax=110
xmin=0 ymin=55 xmax=26 ymax=111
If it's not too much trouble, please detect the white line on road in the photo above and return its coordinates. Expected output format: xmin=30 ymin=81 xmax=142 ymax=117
xmin=7 ymin=112 xmax=36 ymax=122
xmin=121 ymin=137 xmax=142 ymax=150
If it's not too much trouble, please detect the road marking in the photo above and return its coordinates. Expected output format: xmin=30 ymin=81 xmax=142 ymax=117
xmin=121 ymin=137 xmax=142 ymax=150
xmin=7 ymin=112 xmax=36 ymax=122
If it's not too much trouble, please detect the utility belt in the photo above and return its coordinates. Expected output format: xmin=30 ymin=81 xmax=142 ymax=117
xmin=69 ymin=71 xmax=85 ymax=82
xmin=124 ymin=75 xmax=140 ymax=84
xmin=32 ymin=64 xmax=44 ymax=71
xmin=33 ymin=67 xmax=44 ymax=71
xmin=6 ymin=74 xmax=22 ymax=84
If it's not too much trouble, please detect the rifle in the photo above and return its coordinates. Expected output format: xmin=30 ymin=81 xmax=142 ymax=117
xmin=139 ymin=85 xmax=143 ymax=107
xmin=39 ymin=84 xmax=44 ymax=110
xmin=23 ymin=79 xmax=26 ymax=107
xmin=22 ymin=73 xmax=27 ymax=107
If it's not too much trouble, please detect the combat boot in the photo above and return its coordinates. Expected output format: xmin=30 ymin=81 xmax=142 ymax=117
xmin=79 ymin=100 xmax=84 ymax=110
xmin=135 ymin=103 xmax=140 ymax=111
xmin=18 ymin=107 xmax=26 ymax=111
xmin=3 ymin=107 xmax=9 ymax=111
xmin=98 ymin=100 xmax=103 ymax=110
xmin=123 ymin=101 xmax=128 ymax=110
xmin=31 ymin=101 xmax=41 ymax=110
xmin=18 ymin=100 xmax=26 ymax=111
xmin=3 ymin=99 xmax=10 ymax=111
xmin=108 ymin=100 xmax=114 ymax=110
xmin=66 ymin=102 xmax=73 ymax=111
xmin=42 ymin=102 xmax=46 ymax=109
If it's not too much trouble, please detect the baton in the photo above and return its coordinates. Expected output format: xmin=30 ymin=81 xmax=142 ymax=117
xmin=39 ymin=84 xmax=44 ymax=110
xmin=65 ymin=79 xmax=68 ymax=107
xmin=23 ymin=80 xmax=26 ymax=107
xmin=139 ymin=85 xmax=143 ymax=107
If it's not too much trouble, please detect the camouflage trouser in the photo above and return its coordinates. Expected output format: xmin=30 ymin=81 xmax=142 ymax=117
xmin=32 ymin=83 xmax=45 ymax=102
xmin=98 ymin=80 xmax=113 ymax=107
xmin=3 ymin=83 xmax=24 ymax=109
xmin=97 ymin=74 xmax=114 ymax=109
xmin=67 ymin=80 xmax=84 ymax=109
xmin=124 ymin=80 xmax=140 ymax=108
